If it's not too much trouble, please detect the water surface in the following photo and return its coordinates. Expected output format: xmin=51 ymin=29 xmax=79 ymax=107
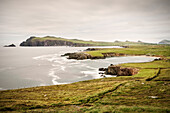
xmin=0 ymin=46 xmax=157 ymax=90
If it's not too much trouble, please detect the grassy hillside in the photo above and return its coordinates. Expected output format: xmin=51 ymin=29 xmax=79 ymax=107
xmin=86 ymin=45 xmax=170 ymax=57
xmin=21 ymin=36 xmax=155 ymax=46
xmin=0 ymin=45 xmax=170 ymax=112
xmin=159 ymin=39 xmax=170 ymax=44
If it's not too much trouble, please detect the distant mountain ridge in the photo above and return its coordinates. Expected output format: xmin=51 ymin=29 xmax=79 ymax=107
xmin=20 ymin=36 xmax=152 ymax=47
xmin=159 ymin=40 xmax=170 ymax=44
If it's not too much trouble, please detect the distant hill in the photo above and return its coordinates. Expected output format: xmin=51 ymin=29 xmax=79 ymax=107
xmin=20 ymin=36 xmax=116 ymax=46
xmin=159 ymin=40 xmax=170 ymax=44
xmin=20 ymin=36 xmax=153 ymax=47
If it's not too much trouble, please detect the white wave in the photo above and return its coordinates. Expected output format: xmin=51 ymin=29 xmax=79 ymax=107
xmin=52 ymin=78 xmax=69 ymax=85
xmin=48 ymin=68 xmax=60 ymax=79
xmin=81 ymin=69 xmax=100 ymax=79
xmin=52 ymin=64 xmax=59 ymax=67
xmin=39 ymin=83 xmax=47 ymax=86
xmin=77 ymin=74 xmax=88 ymax=79
xmin=85 ymin=65 xmax=97 ymax=70
xmin=61 ymin=66 xmax=66 ymax=71
xmin=105 ymin=75 xmax=117 ymax=77
xmin=48 ymin=68 xmax=69 ymax=85
xmin=33 ymin=54 xmax=69 ymax=65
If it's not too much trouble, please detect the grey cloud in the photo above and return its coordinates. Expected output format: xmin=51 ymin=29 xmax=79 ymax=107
xmin=0 ymin=0 xmax=170 ymax=45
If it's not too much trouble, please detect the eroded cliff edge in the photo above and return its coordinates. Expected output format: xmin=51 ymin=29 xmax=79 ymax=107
xmin=99 ymin=65 xmax=139 ymax=76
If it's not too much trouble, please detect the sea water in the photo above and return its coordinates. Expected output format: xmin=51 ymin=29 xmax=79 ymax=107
xmin=0 ymin=46 xmax=157 ymax=90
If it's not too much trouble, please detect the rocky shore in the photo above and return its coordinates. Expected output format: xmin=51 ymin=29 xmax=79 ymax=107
xmin=62 ymin=47 xmax=163 ymax=60
xmin=99 ymin=64 xmax=139 ymax=76
xmin=61 ymin=52 xmax=105 ymax=60
xmin=62 ymin=52 xmax=126 ymax=60
xmin=61 ymin=48 xmax=127 ymax=60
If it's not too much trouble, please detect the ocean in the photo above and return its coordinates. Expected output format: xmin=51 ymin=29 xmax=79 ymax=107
xmin=0 ymin=46 xmax=157 ymax=90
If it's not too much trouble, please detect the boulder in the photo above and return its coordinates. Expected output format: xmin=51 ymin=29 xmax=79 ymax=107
xmin=4 ymin=44 xmax=16 ymax=47
xmin=85 ymin=48 xmax=100 ymax=51
xmin=101 ymin=65 xmax=139 ymax=76
xmin=99 ymin=68 xmax=107 ymax=71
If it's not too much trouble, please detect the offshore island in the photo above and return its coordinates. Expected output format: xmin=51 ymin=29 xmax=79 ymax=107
xmin=0 ymin=36 xmax=170 ymax=112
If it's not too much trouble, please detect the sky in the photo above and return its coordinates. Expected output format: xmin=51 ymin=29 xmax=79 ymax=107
xmin=0 ymin=0 xmax=170 ymax=45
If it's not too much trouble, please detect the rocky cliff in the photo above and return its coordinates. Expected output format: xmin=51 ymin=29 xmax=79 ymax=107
xmin=99 ymin=65 xmax=139 ymax=76
xmin=20 ymin=36 xmax=93 ymax=47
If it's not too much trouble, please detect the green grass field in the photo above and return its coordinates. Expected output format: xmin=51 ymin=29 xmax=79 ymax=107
xmin=0 ymin=45 xmax=170 ymax=112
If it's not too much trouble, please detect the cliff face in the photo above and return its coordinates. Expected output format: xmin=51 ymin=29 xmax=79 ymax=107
xmin=99 ymin=65 xmax=139 ymax=76
xmin=20 ymin=36 xmax=93 ymax=47
xmin=106 ymin=65 xmax=139 ymax=76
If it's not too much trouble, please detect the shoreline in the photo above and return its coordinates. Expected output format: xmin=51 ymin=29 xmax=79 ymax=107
xmin=0 ymin=45 xmax=169 ymax=112
xmin=0 ymin=56 xmax=159 ymax=91
xmin=62 ymin=47 xmax=165 ymax=60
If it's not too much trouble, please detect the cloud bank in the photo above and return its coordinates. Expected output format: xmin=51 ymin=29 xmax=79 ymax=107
xmin=0 ymin=0 xmax=170 ymax=45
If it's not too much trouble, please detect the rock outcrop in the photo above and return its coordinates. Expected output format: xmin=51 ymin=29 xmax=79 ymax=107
xmin=84 ymin=48 xmax=100 ymax=51
xmin=4 ymin=44 xmax=16 ymax=47
xmin=62 ymin=51 xmax=128 ymax=60
xmin=99 ymin=65 xmax=139 ymax=76
xmin=62 ymin=52 xmax=105 ymax=60
xmin=102 ymin=52 xmax=126 ymax=57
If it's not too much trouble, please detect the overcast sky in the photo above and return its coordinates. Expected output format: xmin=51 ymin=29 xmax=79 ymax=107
xmin=0 ymin=0 xmax=170 ymax=45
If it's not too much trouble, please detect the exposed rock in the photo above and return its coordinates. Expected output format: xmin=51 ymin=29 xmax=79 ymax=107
xmin=61 ymin=53 xmax=74 ymax=57
xmin=66 ymin=52 xmax=92 ymax=60
xmin=154 ymin=58 xmax=163 ymax=61
xmin=84 ymin=48 xmax=100 ymax=51
xmin=62 ymin=52 xmax=106 ymax=60
xmin=99 ymin=68 xmax=107 ymax=71
xmin=100 ymin=65 xmax=139 ymax=76
xmin=4 ymin=44 xmax=16 ymax=47
xmin=102 ymin=52 xmax=126 ymax=57
xmin=100 ymin=74 xmax=106 ymax=77
xmin=91 ymin=56 xmax=105 ymax=59
xmin=121 ymin=46 xmax=129 ymax=48
xmin=62 ymin=51 xmax=127 ymax=60
xmin=99 ymin=72 xmax=104 ymax=74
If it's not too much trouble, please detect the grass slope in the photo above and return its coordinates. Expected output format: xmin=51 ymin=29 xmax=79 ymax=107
xmin=86 ymin=45 xmax=170 ymax=57
xmin=0 ymin=45 xmax=170 ymax=112
xmin=31 ymin=36 xmax=154 ymax=46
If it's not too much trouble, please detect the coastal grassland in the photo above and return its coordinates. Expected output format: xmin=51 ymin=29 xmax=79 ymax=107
xmin=85 ymin=45 xmax=170 ymax=57
xmin=31 ymin=36 xmax=116 ymax=46
xmin=0 ymin=45 xmax=170 ymax=112
xmin=0 ymin=59 xmax=169 ymax=112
